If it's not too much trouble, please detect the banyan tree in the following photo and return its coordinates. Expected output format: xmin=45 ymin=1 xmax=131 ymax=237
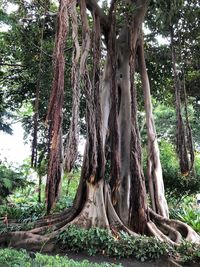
xmin=0 ymin=0 xmax=199 ymax=251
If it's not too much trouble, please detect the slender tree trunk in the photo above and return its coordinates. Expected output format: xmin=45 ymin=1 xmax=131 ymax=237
xmin=183 ymin=75 xmax=195 ymax=171
xmin=107 ymin=1 xmax=121 ymax=207
xmin=92 ymin=10 xmax=105 ymax=182
xmin=170 ymin=27 xmax=190 ymax=175
xmin=79 ymin=0 xmax=97 ymax=182
xmin=127 ymin=1 xmax=148 ymax=234
xmin=45 ymin=0 xmax=69 ymax=213
xmin=138 ymin=35 xmax=169 ymax=218
xmin=64 ymin=1 xmax=80 ymax=173
xmin=31 ymin=4 xmax=46 ymax=168
xmin=38 ymin=175 xmax=42 ymax=203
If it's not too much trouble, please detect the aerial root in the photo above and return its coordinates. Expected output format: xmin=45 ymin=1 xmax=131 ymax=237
xmin=148 ymin=208 xmax=200 ymax=244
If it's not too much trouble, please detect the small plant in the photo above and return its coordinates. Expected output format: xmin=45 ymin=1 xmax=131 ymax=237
xmin=176 ymin=241 xmax=200 ymax=264
xmin=168 ymin=195 xmax=200 ymax=234
xmin=58 ymin=225 xmax=88 ymax=252
xmin=132 ymin=236 xmax=169 ymax=262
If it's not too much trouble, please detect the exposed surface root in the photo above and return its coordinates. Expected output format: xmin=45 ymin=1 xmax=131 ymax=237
xmin=1 ymin=187 xmax=200 ymax=252
xmin=0 ymin=231 xmax=53 ymax=252
xmin=0 ymin=181 xmax=138 ymax=251
xmin=148 ymin=208 xmax=200 ymax=244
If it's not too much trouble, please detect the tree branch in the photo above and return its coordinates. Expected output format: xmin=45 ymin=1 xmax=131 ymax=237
xmin=85 ymin=0 xmax=109 ymax=38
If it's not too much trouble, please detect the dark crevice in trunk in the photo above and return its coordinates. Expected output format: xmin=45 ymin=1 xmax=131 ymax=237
xmin=107 ymin=1 xmax=120 ymax=207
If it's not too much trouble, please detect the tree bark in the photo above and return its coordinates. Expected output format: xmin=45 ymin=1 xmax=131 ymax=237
xmin=45 ymin=0 xmax=69 ymax=213
xmin=170 ymin=27 xmax=190 ymax=175
xmin=138 ymin=35 xmax=169 ymax=218
xmin=107 ymin=0 xmax=121 ymax=208
xmin=128 ymin=0 xmax=148 ymax=234
xmin=64 ymin=0 xmax=80 ymax=173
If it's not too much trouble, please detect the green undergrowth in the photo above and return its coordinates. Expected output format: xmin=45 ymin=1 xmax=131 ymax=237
xmin=0 ymin=195 xmax=72 ymax=222
xmin=0 ymin=248 xmax=121 ymax=267
xmin=57 ymin=226 xmax=200 ymax=264
xmin=168 ymin=195 xmax=200 ymax=234
xmin=176 ymin=241 xmax=200 ymax=264
xmin=0 ymin=228 xmax=200 ymax=265
xmin=57 ymin=226 xmax=169 ymax=261
xmin=0 ymin=171 xmax=80 ymax=224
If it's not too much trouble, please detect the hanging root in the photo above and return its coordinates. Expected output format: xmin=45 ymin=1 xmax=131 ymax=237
xmin=147 ymin=208 xmax=200 ymax=245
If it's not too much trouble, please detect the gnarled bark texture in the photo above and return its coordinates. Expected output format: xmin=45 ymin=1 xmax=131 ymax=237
xmin=45 ymin=0 xmax=69 ymax=213
xmin=64 ymin=0 xmax=81 ymax=173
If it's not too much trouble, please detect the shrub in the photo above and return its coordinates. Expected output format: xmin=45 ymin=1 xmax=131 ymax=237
xmin=131 ymin=236 xmax=168 ymax=261
xmin=0 ymin=201 xmax=45 ymax=222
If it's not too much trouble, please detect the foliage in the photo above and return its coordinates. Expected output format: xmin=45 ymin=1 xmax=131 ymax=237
xmin=168 ymin=195 xmax=200 ymax=234
xmin=157 ymin=141 xmax=200 ymax=197
xmin=63 ymin=171 xmax=80 ymax=200
xmin=0 ymin=195 xmax=73 ymax=228
xmin=0 ymin=248 xmax=120 ymax=267
xmin=0 ymin=201 xmax=45 ymax=222
xmin=0 ymin=162 xmax=29 ymax=201
xmin=57 ymin=226 xmax=169 ymax=261
xmin=140 ymin=102 xmax=200 ymax=148
xmin=176 ymin=241 xmax=200 ymax=264
xmin=0 ymin=169 xmax=80 ymax=233
xmin=57 ymin=226 xmax=200 ymax=264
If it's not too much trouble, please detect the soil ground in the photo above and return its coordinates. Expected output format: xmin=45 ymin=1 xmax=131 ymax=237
xmin=56 ymin=250 xmax=199 ymax=267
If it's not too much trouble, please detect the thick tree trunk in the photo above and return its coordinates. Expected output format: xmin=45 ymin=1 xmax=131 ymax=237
xmin=129 ymin=60 xmax=148 ymax=234
xmin=138 ymin=35 xmax=169 ymax=218
xmin=115 ymin=29 xmax=131 ymax=224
